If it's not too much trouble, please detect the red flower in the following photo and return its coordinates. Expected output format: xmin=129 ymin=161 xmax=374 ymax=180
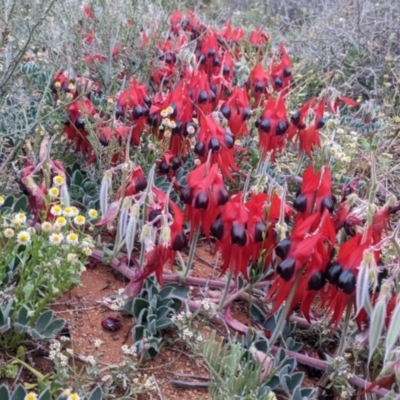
xmin=187 ymin=70 xmax=216 ymax=115
xmin=194 ymin=113 xmax=240 ymax=180
xmin=157 ymin=150 xmax=182 ymax=176
xmin=196 ymin=31 xmax=221 ymax=78
xmin=219 ymin=86 xmax=251 ymax=137
xmin=63 ymin=98 xmax=96 ymax=155
xmin=218 ymin=21 xmax=245 ymax=45
xmin=292 ymin=165 xmax=335 ymax=221
xmin=181 ymin=10 xmax=202 ymax=38
xmin=287 ymin=98 xmax=316 ymax=141
xmin=255 ymin=94 xmax=289 ymax=161
xmin=170 ymin=11 xmax=184 ymax=34
xmin=295 ymin=99 xmax=325 ymax=158
xmin=328 ymin=94 xmax=358 ymax=114
xmin=116 ymin=78 xmax=151 ymax=146
xmin=90 ymin=121 xmax=132 ymax=166
xmin=247 ymin=64 xmax=269 ymax=107
xmin=209 ymin=51 xmax=235 ymax=98
xmin=266 ymin=212 xmax=334 ymax=315
xmin=269 ymin=44 xmax=293 ymax=95
xmin=332 ymin=178 xmax=360 ymax=232
xmin=325 ymin=232 xmax=372 ymax=328
xmin=148 ymin=80 xmax=194 ymax=156
xmin=130 ymin=187 xmax=187 ymax=287
xmin=83 ymin=6 xmax=95 ymax=20
xmin=181 ymin=163 xmax=229 ymax=240
xmin=116 ymin=166 xmax=148 ymax=199
xmin=212 ymin=192 xmax=263 ymax=279
xmin=248 ymin=28 xmax=269 ymax=48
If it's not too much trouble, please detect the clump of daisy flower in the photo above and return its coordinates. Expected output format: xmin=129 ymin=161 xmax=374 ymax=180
xmin=17 ymin=230 xmax=31 ymax=245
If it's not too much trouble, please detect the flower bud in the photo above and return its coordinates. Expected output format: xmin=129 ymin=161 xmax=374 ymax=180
xmin=159 ymin=226 xmax=171 ymax=247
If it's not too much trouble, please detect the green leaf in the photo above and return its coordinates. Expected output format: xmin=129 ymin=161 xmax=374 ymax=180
xmin=265 ymin=376 xmax=279 ymax=390
xmin=156 ymin=317 xmax=173 ymax=330
xmin=156 ymin=306 xmax=171 ymax=320
xmin=133 ymin=325 xmax=145 ymax=341
xmin=385 ymin=300 xmax=400 ymax=359
xmin=254 ymin=337 xmax=269 ymax=354
xmin=369 ymin=296 xmax=386 ymax=363
xmin=274 ymin=348 xmax=286 ymax=366
xmin=286 ymin=337 xmax=303 ymax=352
xmin=13 ymin=196 xmax=28 ymax=212
xmin=88 ymin=387 xmax=102 ymax=400
xmin=31 ymin=329 xmax=45 ymax=340
xmin=43 ymin=319 xmax=65 ymax=338
xmin=3 ymin=195 xmax=14 ymax=208
xmin=17 ymin=305 xmax=32 ymax=325
xmin=288 ymin=372 xmax=304 ymax=390
xmin=10 ymin=385 xmax=26 ymax=400
xmin=169 ymin=298 xmax=182 ymax=312
xmin=22 ymin=282 xmax=34 ymax=301
xmin=290 ymin=386 xmax=303 ymax=400
xmin=132 ymin=298 xmax=149 ymax=318
xmin=280 ymin=374 xmax=291 ymax=392
xmin=300 ymin=388 xmax=313 ymax=397
xmin=281 ymin=357 xmax=296 ymax=373
xmin=158 ymin=286 xmax=174 ymax=298
xmin=35 ymin=310 xmax=54 ymax=332
xmin=38 ymin=388 xmax=51 ymax=400
xmin=250 ymin=304 xmax=266 ymax=325
xmin=72 ymin=170 xmax=84 ymax=186
xmin=0 ymin=385 xmax=10 ymax=400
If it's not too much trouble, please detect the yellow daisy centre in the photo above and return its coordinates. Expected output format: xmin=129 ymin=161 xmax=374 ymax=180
xmin=53 ymin=175 xmax=65 ymax=186
xmin=17 ymin=231 xmax=31 ymax=244
xmin=49 ymin=187 xmax=59 ymax=197
xmin=88 ymin=209 xmax=98 ymax=218
xmin=25 ymin=393 xmax=37 ymax=400
xmin=74 ymin=215 xmax=85 ymax=225
xmin=63 ymin=206 xmax=73 ymax=217
xmin=66 ymin=232 xmax=79 ymax=245
xmin=50 ymin=205 xmax=62 ymax=216
xmin=56 ymin=216 xmax=67 ymax=226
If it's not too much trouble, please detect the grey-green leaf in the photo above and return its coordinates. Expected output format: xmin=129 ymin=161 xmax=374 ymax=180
xmin=385 ymin=299 xmax=400 ymax=360
xmin=368 ymin=296 xmax=386 ymax=363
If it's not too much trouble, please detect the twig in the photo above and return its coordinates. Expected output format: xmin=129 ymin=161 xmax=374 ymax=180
xmin=165 ymin=372 xmax=210 ymax=381
xmin=152 ymin=374 xmax=164 ymax=400
xmin=169 ymin=380 xmax=209 ymax=389
xmin=194 ymin=252 xmax=216 ymax=269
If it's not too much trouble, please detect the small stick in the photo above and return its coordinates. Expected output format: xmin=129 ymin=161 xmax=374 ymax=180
xmin=169 ymin=380 xmax=209 ymax=389
xmin=165 ymin=372 xmax=210 ymax=381
xmin=152 ymin=374 xmax=164 ymax=400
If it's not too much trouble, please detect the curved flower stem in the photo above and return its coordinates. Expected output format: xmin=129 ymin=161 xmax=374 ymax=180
xmin=217 ymin=271 xmax=233 ymax=312
xmin=337 ymin=297 xmax=353 ymax=356
xmin=181 ymin=227 xmax=200 ymax=280
xmin=269 ymin=269 xmax=302 ymax=348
